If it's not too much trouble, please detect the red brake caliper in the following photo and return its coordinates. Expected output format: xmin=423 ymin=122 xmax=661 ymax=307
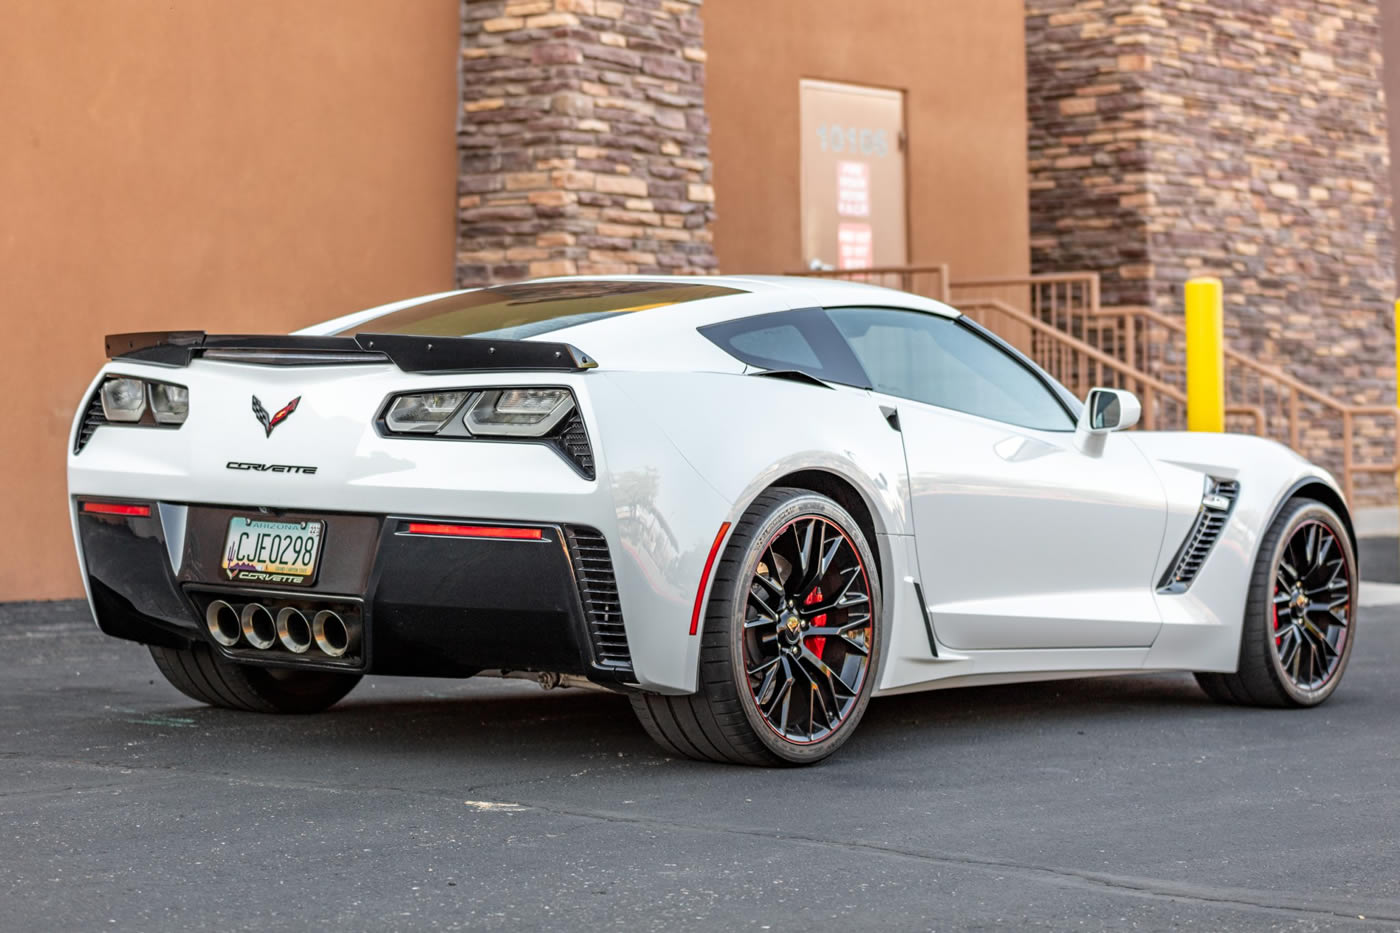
xmin=805 ymin=586 xmax=827 ymax=657
xmin=1273 ymin=585 xmax=1281 ymax=646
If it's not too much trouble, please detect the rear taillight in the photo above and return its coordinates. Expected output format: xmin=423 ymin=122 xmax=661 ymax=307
xmin=462 ymin=388 xmax=574 ymax=436
xmin=376 ymin=386 xmax=593 ymax=479
xmin=81 ymin=501 xmax=152 ymax=517
xmin=77 ymin=375 xmax=190 ymax=454
xmin=403 ymin=522 xmax=543 ymax=540
xmin=383 ymin=392 xmax=469 ymax=433
xmin=99 ymin=378 xmax=146 ymax=422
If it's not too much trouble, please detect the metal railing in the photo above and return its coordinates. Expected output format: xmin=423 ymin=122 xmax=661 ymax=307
xmin=956 ymin=298 xmax=1188 ymax=431
xmin=794 ymin=266 xmax=1397 ymax=503
xmin=1093 ymin=303 xmax=1398 ymax=505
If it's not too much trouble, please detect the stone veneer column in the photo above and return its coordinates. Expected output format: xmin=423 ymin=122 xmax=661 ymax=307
xmin=457 ymin=0 xmax=717 ymax=284
xmin=1027 ymin=0 xmax=1395 ymax=404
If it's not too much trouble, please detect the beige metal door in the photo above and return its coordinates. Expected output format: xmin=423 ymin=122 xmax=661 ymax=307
xmin=800 ymin=79 xmax=907 ymax=271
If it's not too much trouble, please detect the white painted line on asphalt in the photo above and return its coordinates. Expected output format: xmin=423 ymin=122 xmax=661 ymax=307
xmin=1359 ymin=581 xmax=1400 ymax=608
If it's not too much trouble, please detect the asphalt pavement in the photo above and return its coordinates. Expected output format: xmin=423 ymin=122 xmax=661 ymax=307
xmin=3 ymin=598 xmax=1399 ymax=931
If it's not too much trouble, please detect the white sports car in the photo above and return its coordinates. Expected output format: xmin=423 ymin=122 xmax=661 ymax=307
xmin=69 ymin=276 xmax=1357 ymax=765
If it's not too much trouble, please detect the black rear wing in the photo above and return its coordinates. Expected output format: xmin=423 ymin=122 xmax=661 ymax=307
xmin=104 ymin=331 xmax=599 ymax=373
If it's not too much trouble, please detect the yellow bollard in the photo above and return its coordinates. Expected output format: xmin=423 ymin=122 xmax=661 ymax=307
xmin=1185 ymin=277 xmax=1225 ymax=433
xmin=1394 ymin=298 xmax=1400 ymax=405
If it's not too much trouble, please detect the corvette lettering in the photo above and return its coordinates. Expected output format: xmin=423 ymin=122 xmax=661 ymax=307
xmin=226 ymin=461 xmax=318 ymax=474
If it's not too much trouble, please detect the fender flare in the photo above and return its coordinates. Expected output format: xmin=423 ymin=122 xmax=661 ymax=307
xmin=1257 ymin=476 xmax=1358 ymax=573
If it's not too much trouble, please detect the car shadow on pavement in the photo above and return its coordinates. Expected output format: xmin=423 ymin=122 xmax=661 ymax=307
xmin=132 ymin=670 xmax=1235 ymax=769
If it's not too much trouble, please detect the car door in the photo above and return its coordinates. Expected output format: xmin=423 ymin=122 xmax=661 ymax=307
xmin=826 ymin=306 xmax=1168 ymax=651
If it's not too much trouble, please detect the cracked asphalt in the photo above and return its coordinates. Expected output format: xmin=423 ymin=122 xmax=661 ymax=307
xmin=2 ymin=599 xmax=1399 ymax=931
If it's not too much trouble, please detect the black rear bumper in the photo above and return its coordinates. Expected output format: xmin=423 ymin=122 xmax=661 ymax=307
xmin=75 ymin=499 xmax=634 ymax=685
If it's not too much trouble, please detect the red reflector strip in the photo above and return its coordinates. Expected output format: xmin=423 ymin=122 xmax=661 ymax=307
xmin=405 ymin=522 xmax=542 ymax=540
xmin=690 ymin=522 xmax=732 ymax=636
xmin=82 ymin=501 xmax=151 ymax=517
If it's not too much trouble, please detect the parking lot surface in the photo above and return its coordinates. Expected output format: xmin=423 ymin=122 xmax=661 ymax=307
xmin=2 ymin=598 xmax=1398 ymax=931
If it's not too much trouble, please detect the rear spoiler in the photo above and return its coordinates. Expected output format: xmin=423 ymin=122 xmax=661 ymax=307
xmin=104 ymin=331 xmax=599 ymax=373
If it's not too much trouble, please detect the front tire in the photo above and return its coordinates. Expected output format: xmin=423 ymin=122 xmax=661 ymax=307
xmin=631 ymin=488 xmax=882 ymax=765
xmin=149 ymin=642 xmax=361 ymax=713
xmin=1196 ymin=498 xmax=1356 ymax=707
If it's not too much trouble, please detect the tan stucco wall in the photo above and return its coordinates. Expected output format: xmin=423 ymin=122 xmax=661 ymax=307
xmin=1 ymin=0 xmax=459 ymax=600
xmin=704 ymin=0 xmax=1031 ymax=280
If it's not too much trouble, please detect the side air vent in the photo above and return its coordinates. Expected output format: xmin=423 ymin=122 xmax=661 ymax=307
xmin=552 ymin=411 xmax=596 ymax=480
xmin=73 ymin=385 xmax=107 ymax=454
xmin=1159 ymin=478 xmax=1240 ymax=593
xmin=565 ymin=526 xmax=632 ymax=672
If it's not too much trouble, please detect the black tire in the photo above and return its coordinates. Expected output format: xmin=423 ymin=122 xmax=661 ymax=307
xmin=1195 ymin=497 xmax=1356 ymax=708
xmin=630 ymin=487 xmax=882 ymax=766
xmin=149 ymin=642 xmax=361 ymax=714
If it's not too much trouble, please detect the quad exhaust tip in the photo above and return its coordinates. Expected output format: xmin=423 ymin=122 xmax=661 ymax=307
xmin=240 ymin=603 xmax=277 ymax=650
xmin=312 ymin=610 xmax=357 ymax=658
xmin=204 ymin=599 xmax=359 ymax=658
xmin=275 ymin=607 xmax=313 ymax=654
xmin=205 ymin=600 xmax=241 ymax=647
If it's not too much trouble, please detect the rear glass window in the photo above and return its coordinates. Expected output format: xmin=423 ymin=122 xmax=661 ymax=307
xmin=728 ymin=323 xmax=822 ymax=369
xmin=699 ymin=308 xmax=871 ymax=387
xmin=339 ymin=280 xmax=744 ymax=340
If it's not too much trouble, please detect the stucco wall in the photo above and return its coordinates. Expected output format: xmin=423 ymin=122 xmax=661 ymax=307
xmin=1 ymin=0 xmax=459 ymax=600
xmin=704 ymin=0 xmax=1032 ymax=279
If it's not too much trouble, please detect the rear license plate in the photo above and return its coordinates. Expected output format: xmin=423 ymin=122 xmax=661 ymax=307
xmin=221 ymin=517 xmax=324 ymax=586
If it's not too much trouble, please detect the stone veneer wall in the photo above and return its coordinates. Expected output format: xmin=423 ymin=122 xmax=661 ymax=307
xmin=1027 ymin=0 xmax=1395 ymax=400
xmin=1028 ymin=0 xmax=1396 ymax=501
xmin=457 ymin=0 xmax=716 ymax=284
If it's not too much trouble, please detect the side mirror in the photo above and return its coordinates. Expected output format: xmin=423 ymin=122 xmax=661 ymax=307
xmin=1076 ymin=387 xmax=1141 ymax=455
xmin=1081 ymin=387 xmax=1141 ymax=434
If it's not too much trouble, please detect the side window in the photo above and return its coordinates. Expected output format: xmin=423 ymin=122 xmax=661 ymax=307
xmin=699 ymin=308 xmax=871 ymax=387
xmin=827 ymin=306 xmax=1076 ymax=431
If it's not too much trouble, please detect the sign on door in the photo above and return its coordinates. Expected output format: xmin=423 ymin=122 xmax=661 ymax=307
xmin=800 ymin=80 xmax=907 ymax=271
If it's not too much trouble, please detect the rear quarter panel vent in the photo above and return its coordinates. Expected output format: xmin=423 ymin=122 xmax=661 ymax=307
xmin=73 ymin=385 xmax=107 ymax=454
xmin=565 ymin=526 xmax=632 ymax=672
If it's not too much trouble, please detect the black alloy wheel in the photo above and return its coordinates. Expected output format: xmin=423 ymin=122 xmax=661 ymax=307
xmin=1269 ymin=519 xmax=1352 ymax=694
xmin=742 ymin=514 xmax=874 ymax=744
xmin=630 ymin=488 xmax=882 ymax=765
xmin=1196 ymin=497 xmax=1356 ymax=708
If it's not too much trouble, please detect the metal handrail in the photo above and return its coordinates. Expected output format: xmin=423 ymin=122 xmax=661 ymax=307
xmin=1089 ymin=303 xmax=1397 ymax=503
xmin=956 ymin=298 xmax=1188 ymax=432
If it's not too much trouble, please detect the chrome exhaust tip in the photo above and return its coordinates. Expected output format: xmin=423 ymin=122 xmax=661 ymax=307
xmin=240 ymin=603 xmax=277 ymax=650
xmin=312 ymin=610 xmax=358 ymax=658
xmin=205 ymin=600 xmax=241 ymax=647
xmin=275 ymin=607 xmax=313 ymax=654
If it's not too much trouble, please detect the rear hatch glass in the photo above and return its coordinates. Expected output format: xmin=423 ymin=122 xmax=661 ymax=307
xmin=339 ymin=280 xmax=744 ymax=340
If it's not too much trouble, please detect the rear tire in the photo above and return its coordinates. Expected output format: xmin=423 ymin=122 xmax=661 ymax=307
xmin=149 ymin=642 xmax=361 ymax=714
xmin=630 ymin=487 xmax=882 ymax=766
xmin=1195 ymin=498 xmax=1356 ymax=707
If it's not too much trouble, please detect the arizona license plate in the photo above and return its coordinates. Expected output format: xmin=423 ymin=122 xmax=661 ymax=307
xmin=221 ymin=517 xmax=324 ymax=586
